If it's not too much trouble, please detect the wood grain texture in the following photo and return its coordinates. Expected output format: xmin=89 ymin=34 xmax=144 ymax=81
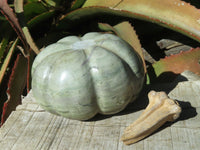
xmin=0 ymin=72 xmax=199 ymax=150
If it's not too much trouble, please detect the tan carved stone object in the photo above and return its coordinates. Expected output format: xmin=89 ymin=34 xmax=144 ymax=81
xmin=121 ymin=90 xmax=182 ymax=145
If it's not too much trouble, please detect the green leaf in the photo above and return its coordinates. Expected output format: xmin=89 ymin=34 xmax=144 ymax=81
xmin=59 ymin=0 xmax=200 ymax=43
xmin=24 ymin=2 xmax=49 ymax=21
xmin=1 ymin=54 xmax=28 ymax=125
xmin=0 ymin=39 xmax=18 ymax=85
xmin=27 ymin=10 xmax=55 ymax=28
xmin=148 ymin=48 xmax=200 ymax=83
xmin=43 ymin=0 xmax=57 ymax=7
xmin=0 ymin=37 xmax=9 ymax=61
xmin=15 ymin=0 xmax=40 ymax=54
xmin=71 ymin=0 xmax=87 ymax=10
xmin=0 ymin=15 xmax=6 ymax=20
xmin=0 ymin=0 xmax=29 ymax=56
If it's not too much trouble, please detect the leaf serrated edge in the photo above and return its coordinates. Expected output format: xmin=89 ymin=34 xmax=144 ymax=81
xmin=1 ymin=54 xmax=27 ymax=126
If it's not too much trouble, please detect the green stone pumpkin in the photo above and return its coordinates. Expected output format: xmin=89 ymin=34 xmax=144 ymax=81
xmin=31 ymin=32 xmax=145 ymax=120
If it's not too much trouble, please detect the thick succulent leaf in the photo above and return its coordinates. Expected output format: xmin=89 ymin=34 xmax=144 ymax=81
xmin=152 ymin=48 xmax=200 ymax=79
xmin=0 ymin=15 xmax=6 ymax=20
xmin=23 ymin=1 xmax=48 ymax=21
xmin=59 ymin=0 xmax=200 ymax=43
xmin=43 ymin=0 xmax=57 ymax=7
xmin=71 ymin=0 xmax=86 ymax=10
xmin=1 ymin=54 xmax=27 ymax=125
xmin=26 ymin=0 xmax=38 ymax=2
xmin=0 ymin=0 xmax=29 ymax=56
xmin=99 ymin=22 xmax=146 ymax=72
xmin=98 ymin=22 xmax=117 ymax=32
xmin=0 ymin=37 xmax=9 ymax=62
xmin=0 ymin=20 xmax=13 ymax=38
xmin=15 ymin=0 xmax=40 ymax=54
xmin=0 ymin=39 xmax=18 ymax=85
xmin=27 ymin=10 xmax=55 ymax=28
xmin=23 ymin=2 xmax=56 ymax=49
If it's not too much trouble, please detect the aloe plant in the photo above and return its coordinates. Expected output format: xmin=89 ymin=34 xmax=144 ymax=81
xmin=0 ymin=0 xmax=200 ymax=125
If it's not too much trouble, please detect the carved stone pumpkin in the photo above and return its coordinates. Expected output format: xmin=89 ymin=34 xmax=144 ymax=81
xmin=31 ymin=32 xmax=145 ymax=120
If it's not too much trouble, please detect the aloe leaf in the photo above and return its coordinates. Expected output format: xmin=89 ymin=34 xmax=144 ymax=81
xmin=27 ymin=10 xmax=55 ymax=29
xmin=71 ymin=0 xmax=86 ymax=10
xmin=23 ymin=1 xmax=48 ymax=21
xmin=99 ymin=22 xmax=146 ymax=72
xmin=59 ymin=0 xmax=200 ymax=43
xmin=0 ymin=0 xmax=29 ymax=56
xmin=1 ymin=54 xmax=27 ymax=125
xmin=0 ymin=39 xmax=18 ymax=85
xmin=14 ymin=0 xmax=40 ymax=54
xmin=43 ymin=0 xmax=57 ymax=7
xmin=0 ymin=37 xmax=9 ymax=61
xmin=149 ymin=48 xmax=200 ymax=83
xmin=0 ymin=15 xmax=6 ymax=20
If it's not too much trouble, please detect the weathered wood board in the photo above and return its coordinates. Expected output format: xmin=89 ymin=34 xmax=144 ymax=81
xmin=0 ymin=72 xmax=200 ymax=150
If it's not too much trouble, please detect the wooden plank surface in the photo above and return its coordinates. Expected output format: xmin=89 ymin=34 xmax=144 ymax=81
xmin=0 ymin=77 xmax=200 ymax=150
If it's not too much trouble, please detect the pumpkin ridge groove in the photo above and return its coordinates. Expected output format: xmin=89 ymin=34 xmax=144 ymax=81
xmin=97 ymin=39 xmax=141 ymax=77
xmin=82 ymin=48 xmax=100 ymax=114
